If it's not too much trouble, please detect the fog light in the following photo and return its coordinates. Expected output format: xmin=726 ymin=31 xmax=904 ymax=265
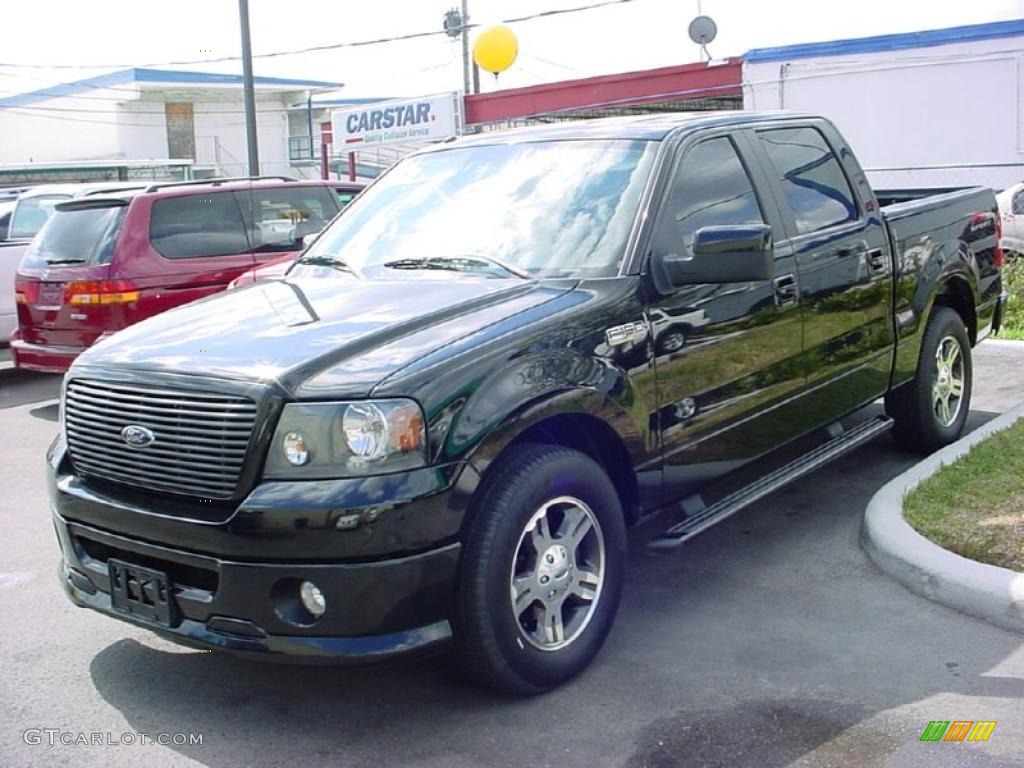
xmin=299 ymin=580 xmax=326 ymax=617
xmin=282 ymin=431 xmax=310 ymax=466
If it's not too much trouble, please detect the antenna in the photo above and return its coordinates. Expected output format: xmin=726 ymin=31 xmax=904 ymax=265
xmin=688 ymin=14 xmax=718 ymax=61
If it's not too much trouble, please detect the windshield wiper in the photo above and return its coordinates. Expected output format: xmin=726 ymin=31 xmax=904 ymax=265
xmin=382 ymin=255 xmax=530 ymax=279
xmin=291 ymin=255 xmax=354 ymax=274
xmin=44 ymin=258 xmax=86 ymax=265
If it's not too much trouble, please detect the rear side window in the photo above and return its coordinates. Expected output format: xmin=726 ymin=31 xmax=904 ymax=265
xmin=235 ymin=186 xmax=339 ymax=253
xmin=9 ymin=195 xmax=69 ymax=239
xmin=150 ymin=192 xmax=249 ymax=259
xmin=1012 ymin=189 xmax=1024 ymax=216
xmin=664 ymin=136 xmax=765 ymax=254
xmin=20 ymin=205 xmax=126 ymax=269
xmin=757 ymin=127 xmax=858 ymax=235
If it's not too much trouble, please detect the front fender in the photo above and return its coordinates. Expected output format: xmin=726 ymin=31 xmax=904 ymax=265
xmin=440 ymin=349 xmax=650 ymax=472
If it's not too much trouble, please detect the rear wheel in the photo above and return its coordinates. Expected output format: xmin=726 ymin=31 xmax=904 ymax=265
xmin=454 ymin=444 xmax=626 ymax=695
xmin=885 ymin=306 xmax=972 ymax=453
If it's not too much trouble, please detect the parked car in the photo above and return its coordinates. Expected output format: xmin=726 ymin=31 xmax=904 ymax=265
xmin=0 ymin=201 xmax=15 ymax=239
xmin=995 ymin=181 xmax=1024 ymax=257
xmin=1 ymin=183 xmax=143 ymax=346
xmin=11 ymin=177 xmax=340 ymax=372
xmin=49 ymin=113 xmax=1006 ymax=694
xmin=229 ymin=182 xmax=364 ymax=288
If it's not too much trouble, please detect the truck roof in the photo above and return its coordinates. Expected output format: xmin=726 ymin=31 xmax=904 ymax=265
xmin=435 ymin=110 xmax=813 ymax=149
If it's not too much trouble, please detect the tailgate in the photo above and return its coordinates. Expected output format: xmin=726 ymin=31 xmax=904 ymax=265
xmin=16 ymin=263 xmax=112 ymax=344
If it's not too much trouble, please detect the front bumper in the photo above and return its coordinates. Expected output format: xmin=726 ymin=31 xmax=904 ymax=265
xmin=49 ymin=438 xmax=480 ymax=663
xmin=11 ymin=337 xmax=83 ymax=373
xmin=55 ymin=512 xmax=458 ymax=662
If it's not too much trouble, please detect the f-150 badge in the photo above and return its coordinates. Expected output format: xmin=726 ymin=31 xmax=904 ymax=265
xmin=606 ymin=321 xmax=648 ymax=347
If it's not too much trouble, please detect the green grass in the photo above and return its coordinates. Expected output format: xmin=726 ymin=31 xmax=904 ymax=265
xmin=1001 ymin=257 xmax=1024 ymax=340
xmin=904 ymin=419 xmax=1024 ymax=572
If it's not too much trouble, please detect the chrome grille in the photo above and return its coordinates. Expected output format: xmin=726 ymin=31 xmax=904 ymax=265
xmin=64 ymin=378 xmax=258 ymax=500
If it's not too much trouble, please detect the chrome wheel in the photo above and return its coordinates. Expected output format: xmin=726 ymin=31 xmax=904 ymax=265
xmin=661 ymin=331 xmax=686 ymax=353
xmin=509 ymin=496 xmax=605 ymax=652
xmin=932 ymin=334 xmax=965 ymax=428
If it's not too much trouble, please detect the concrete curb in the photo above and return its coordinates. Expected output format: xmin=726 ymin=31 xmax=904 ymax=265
xmin=862 ymin=402 xmax=1024 ymax=634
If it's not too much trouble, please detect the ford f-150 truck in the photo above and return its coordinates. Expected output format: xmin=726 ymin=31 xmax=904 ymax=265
xmin=48 ymin=112 xmax=1007 ymax=695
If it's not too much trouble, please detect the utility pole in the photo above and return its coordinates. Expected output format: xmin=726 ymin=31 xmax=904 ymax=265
xmin=238 ymin=0 xmax=260 ymax=176
xmin=461 ymin=0 xmax=471 ymax=96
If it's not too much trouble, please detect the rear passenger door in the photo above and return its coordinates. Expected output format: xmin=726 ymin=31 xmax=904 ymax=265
xmin=122 ymin=191 xmax=255 ymax=312
xmin=234 ymin=185 xmax=340 ymax=267
xmin=752 ymin=122 xmax=894 ymax=425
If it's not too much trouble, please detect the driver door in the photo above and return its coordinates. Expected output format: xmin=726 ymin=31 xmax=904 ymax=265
xmin=645 ymin=131 xmax=805 ymax=497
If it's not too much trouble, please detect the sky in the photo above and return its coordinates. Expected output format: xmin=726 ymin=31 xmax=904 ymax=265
xmin=1 ymin=0 xmax=1023 ymax=101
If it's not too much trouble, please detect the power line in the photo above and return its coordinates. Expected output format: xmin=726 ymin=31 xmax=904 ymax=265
xmin=0 ymin=0 xmax=639 ymax=71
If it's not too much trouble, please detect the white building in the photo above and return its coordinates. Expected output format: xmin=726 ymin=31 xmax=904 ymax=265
xmin=743 ymin=19 xmax=1024 ymax=192
xmin=0 ymin=68 xmax=344 ymax=179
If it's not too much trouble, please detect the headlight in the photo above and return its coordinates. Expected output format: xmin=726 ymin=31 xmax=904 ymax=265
xmin=264 ymin=399 xmax=426 ymax=479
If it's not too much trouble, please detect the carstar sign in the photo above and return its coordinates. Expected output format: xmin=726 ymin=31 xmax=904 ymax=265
xmin=331 ymin=92 xmax=462 ymax=150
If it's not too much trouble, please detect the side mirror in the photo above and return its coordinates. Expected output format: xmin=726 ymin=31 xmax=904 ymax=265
xmin=651 ymin=224 xmax=773 ymax=290
xmin=302 ymin=232 xmax=319 ymax=249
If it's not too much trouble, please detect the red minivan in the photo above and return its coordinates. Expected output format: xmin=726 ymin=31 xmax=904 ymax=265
xmin=12 ymin=178 xmax=340 ymax=373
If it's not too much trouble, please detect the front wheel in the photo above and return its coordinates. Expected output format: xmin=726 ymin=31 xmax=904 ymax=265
xmin=885 ymin=306 xmax=973 ymax=453
xmin=454 ymin=444 xmax=627 ymax=695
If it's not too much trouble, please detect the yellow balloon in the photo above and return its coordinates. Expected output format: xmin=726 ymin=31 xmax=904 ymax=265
xmin=473 ymin=25 xmax=518 ymax=76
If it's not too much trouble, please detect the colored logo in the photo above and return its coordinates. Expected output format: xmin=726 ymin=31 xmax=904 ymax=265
xmin=920 ymin=721 xmax=997 ymax=742
xmin=120 ymin=425 xmax=156 ymax=448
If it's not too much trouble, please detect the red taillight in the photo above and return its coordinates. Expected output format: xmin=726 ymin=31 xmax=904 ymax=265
xmin=14 ymin=280 xmax=37 ymax=305
xmin=993 ymin=211 xmax=1005 ymax=268
xmin=63 ymin=280 xmax=139 ymax=305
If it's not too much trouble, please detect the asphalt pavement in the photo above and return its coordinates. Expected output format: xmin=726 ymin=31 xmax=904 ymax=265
xmin=0 ymin=340 xmax=1022 ymax=768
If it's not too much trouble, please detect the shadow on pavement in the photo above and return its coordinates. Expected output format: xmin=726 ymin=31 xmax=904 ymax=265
xmin=29 ymin=403 xmax=58 ymax=422
xmin=83 ymin=407 xmax=1023 ymax=768
xmin=0 ymin=369 xmax=60 ymax=409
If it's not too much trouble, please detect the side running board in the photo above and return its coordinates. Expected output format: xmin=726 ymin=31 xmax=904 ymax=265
xmin=647 ymin=416 xmax=894 ymax=553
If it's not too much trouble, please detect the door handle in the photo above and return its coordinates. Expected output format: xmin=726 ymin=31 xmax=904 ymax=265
xmin=773 ymin=274 xmax=799 ymax=308
xmin=866 ymin=248 xmax=888 ymax=274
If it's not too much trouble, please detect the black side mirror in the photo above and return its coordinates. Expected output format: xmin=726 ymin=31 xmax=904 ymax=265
xmin=651 ymin=224 xmax=774 ymax=291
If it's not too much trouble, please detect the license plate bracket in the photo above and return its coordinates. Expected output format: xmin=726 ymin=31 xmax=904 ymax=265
xmin=37 ymin=282 xmax=63 ymax=307
xmin=108 ymin=558 xmax=177 ymax=627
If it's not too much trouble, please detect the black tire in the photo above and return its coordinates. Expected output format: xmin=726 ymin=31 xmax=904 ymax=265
xmin=454 ymin=443 xmax=627 ymax=695
xmin=885 ymin=306 xmax=973 ymax=453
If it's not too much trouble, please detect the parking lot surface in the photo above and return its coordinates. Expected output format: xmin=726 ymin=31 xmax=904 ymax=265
xmin=0 ymin=341 xmax=1021 ymax=768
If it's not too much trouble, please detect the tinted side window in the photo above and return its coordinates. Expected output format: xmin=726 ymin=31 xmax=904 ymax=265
xmin=665 ymin=137 xmax=765 ymax=253
xmin=150 ymin=193 xmax=249 ymax=259
xmin=236 ymin=186 xmax=339 ymax=253
xmin=758 ymin=127 xmax=858 ymax=235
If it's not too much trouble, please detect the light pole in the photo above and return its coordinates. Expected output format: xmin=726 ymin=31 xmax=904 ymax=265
xmin=238 ymin=0 xmax=259 ymax=176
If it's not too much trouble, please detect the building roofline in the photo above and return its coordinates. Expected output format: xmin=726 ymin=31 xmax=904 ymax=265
xmin=288 ymin=96 xmax=399 ymax=110
xmin=0 ymin=67 xmax=343 ymax=109
xmin=745 ymin=18 xmax=1024 ymax=63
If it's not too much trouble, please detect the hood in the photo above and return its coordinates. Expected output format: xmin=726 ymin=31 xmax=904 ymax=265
xmin=229 ymin=255 xmax=295 ymax=289
xmin=74 ymin=275 xmax=572 ymax=397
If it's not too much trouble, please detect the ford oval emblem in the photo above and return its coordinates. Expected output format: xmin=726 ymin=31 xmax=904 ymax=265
xmin=120 ymin=425 xmax=155 ymax=448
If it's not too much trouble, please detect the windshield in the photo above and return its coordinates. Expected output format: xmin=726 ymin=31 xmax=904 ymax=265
xmin=20 ymin=204 xmax=126 ymax=269
xmin=296 ymin=139 xmax=658 ymax=280
xmin=9 ymin=195 xmax=70 ymax=239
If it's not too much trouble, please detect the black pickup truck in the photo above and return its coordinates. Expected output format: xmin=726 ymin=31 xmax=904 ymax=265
xmin=48 ymin=112 xmax=1007 ymax=694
